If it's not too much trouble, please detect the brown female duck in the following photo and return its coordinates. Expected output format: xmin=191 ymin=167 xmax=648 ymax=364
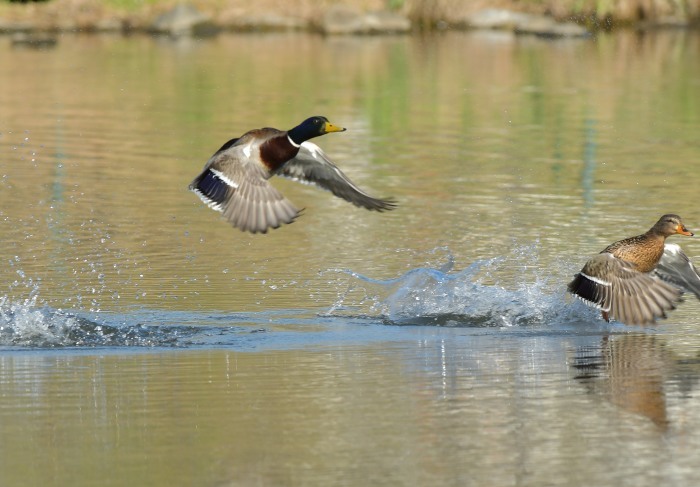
xmin=568 ymin=214 xmax=700 ymax=325
xmin=189 ymin=116 xmax=396 ymax=234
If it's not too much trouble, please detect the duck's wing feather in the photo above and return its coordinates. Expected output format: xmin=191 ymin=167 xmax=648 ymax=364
xmin=278 ymin=142 xmax=397 ymax=212
xmin=188 ymin=146 xmax=300 ymax=234
xmin=654 ymin=243 xmax=700 ymax=299
xmin=568 ymin=252 xmax=681 ymax=325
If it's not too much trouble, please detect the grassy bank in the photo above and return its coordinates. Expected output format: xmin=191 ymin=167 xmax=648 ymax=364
xmin=1 ymin=0 xmax=699 ymax=30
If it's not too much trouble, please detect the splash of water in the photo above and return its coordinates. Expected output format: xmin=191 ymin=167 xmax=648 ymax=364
xmin=326 ymin=246 xmax=594 ymax=327
xmin=0 ymin=293 xmax=203 ymax=347
xmin=0 ymin=294 xmax=83 ymax=346
xmin=0 ymin=244 xmax=603 ymax=348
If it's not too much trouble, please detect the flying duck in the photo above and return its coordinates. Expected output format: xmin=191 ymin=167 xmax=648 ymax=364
xmin=188 ymin=116 xmax=396 ymax=233
xmin=568 ymin=214 xmax=700 ymax=325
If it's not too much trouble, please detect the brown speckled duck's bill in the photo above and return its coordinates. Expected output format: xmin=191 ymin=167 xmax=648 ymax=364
xmin=677 ymin=224 xmax=693 ymax=236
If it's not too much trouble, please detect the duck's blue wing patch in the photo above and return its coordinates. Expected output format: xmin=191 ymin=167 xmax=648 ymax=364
xmin=189 ymin=169 xmax=235 ymax=211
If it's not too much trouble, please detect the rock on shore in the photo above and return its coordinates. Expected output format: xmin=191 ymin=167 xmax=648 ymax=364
xmin=460 ymin=8 xmax=590 ymax=37
xmin=319 ymin=5 xmax=411 ymax=35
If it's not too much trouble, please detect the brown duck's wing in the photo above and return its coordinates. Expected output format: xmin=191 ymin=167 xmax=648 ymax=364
xmin=568 ymin=253 xmax=681 ymax=325
xmin=188 ymin=148 xmax=300 ymax=234
xmin=654 ymin=244 xmax=700 ymax=299
xmin=277 ymin=142 xmax=397 ymax=212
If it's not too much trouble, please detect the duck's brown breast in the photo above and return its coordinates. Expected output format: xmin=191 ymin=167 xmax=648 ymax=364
xmin=603 ymin=234 xmax=665 ymax=273
xmin=259 ymin=134 xmax=300 ymax=172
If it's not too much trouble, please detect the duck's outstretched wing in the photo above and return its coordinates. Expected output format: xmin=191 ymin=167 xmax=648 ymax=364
xmin=654 ymin=243 xmax=700 ymax=299
xmin=189 ymin=146 xmax=300 ymax=234
xmin=278 ymin=142 xmax=397 ymax=212
xmin=568 ymin=252 xmax=681 ymax=325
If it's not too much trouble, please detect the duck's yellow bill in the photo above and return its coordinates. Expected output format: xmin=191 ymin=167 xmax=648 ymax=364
xmin=324 ymin=122 xmax=346 ymax=133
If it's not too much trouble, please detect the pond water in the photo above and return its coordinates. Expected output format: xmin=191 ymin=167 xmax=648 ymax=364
xmin=1 ymin=29 xmax=700 ymax=486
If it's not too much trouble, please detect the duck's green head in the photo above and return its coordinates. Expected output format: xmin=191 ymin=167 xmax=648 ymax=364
xmin=288 ymin=116 xmax=346 ymax=145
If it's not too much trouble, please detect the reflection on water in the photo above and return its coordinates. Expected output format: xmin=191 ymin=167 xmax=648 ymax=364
xmin=573 ymin=333 xmax=700 ymax=431
xmin=2 ymin=329 xmax=700 ymax=486
xmin=573 ymin=334 xmax=672 ymax=429
xmin=1 ymin=30 xmax=699 ymax=312
xmin=1 ymin=30 xmax=700 ymax=486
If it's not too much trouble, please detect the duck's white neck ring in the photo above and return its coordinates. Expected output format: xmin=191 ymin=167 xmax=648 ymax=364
xmin=287 ymin=135 xmax=301 ymax=148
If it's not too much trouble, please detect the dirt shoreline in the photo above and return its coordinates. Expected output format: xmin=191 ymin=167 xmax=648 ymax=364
xmin=0 ymin=0 xmax=698 ymax=35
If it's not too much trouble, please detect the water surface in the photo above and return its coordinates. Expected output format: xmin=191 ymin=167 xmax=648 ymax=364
xmin=1 ymin=30 xmax=700 ymax=486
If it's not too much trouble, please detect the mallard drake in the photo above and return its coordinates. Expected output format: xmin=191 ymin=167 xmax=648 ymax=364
xmin=189 ymin=116 xmax=396 ymax=233
xmin=568 ymin=214 xmax=700 ymax=325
